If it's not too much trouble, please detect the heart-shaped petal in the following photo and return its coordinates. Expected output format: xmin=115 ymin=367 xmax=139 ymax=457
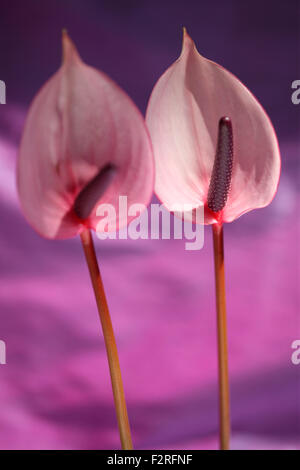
xmin=146 ymin=30 xmax=280 ymax=224
xmin=17 ymin=32 xmax=154 ymax=239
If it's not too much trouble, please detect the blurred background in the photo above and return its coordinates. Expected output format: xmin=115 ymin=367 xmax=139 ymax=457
xmin=0 ymin=0 xmax=299 ymax=450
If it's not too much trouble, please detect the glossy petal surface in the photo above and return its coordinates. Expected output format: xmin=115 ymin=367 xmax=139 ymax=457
xmin=146 ymin=31 xmax=280 ymax=224
xmin=17 ymin=33 xmax=154 ymax=238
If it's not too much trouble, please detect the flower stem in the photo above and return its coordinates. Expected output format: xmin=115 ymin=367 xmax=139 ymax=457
xmin=80 ymin=228 xmax=133 ymax=450
xmin=212 ymin=223 xmax=230 ymax=450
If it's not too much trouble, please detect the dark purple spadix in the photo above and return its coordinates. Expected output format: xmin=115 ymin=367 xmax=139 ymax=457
xmin=207 ymin=117 xmax=233 ymax=213
xmin=74 ymin=163 xmax=117 ymax=220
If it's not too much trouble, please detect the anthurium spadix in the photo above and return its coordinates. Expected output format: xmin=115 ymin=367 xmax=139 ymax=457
xmin=146 ymin=29 xmax=281 ymax=451
xmin=17 ymin=31 xmax=154 ymax=240
xmin=17 ymin=32 xmax=155 ymax=450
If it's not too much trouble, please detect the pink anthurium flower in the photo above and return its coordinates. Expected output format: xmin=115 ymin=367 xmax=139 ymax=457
xmin=17 ymin=31 xmax=154 ymax=239
xmin=17 ymin=32 xmax=155 ymax=450
xmin=146 ymin=29 xmax=280 ymax=225
xmin=146 ymin=29 xmax=281 ymax=450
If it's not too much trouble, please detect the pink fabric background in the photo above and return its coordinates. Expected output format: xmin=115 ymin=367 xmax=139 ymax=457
xmin=0 ymin=0 xmax=299 ymax=449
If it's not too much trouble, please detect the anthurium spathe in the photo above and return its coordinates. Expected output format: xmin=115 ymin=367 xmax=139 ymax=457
xmin=146 ymin=29 xmax=280 ymax=224
xmin=17 ymin=31 xmax=154 ymax=239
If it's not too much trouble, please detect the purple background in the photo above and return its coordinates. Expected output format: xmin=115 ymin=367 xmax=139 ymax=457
xmin=0 ymin=0 xmax=299 ymax=449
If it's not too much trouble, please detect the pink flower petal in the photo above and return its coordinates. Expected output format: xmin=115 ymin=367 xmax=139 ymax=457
xmin=146 ymin=30 xmax=280 ymax=224
xmin=17 ymin=32 xmax=154 ymax=239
